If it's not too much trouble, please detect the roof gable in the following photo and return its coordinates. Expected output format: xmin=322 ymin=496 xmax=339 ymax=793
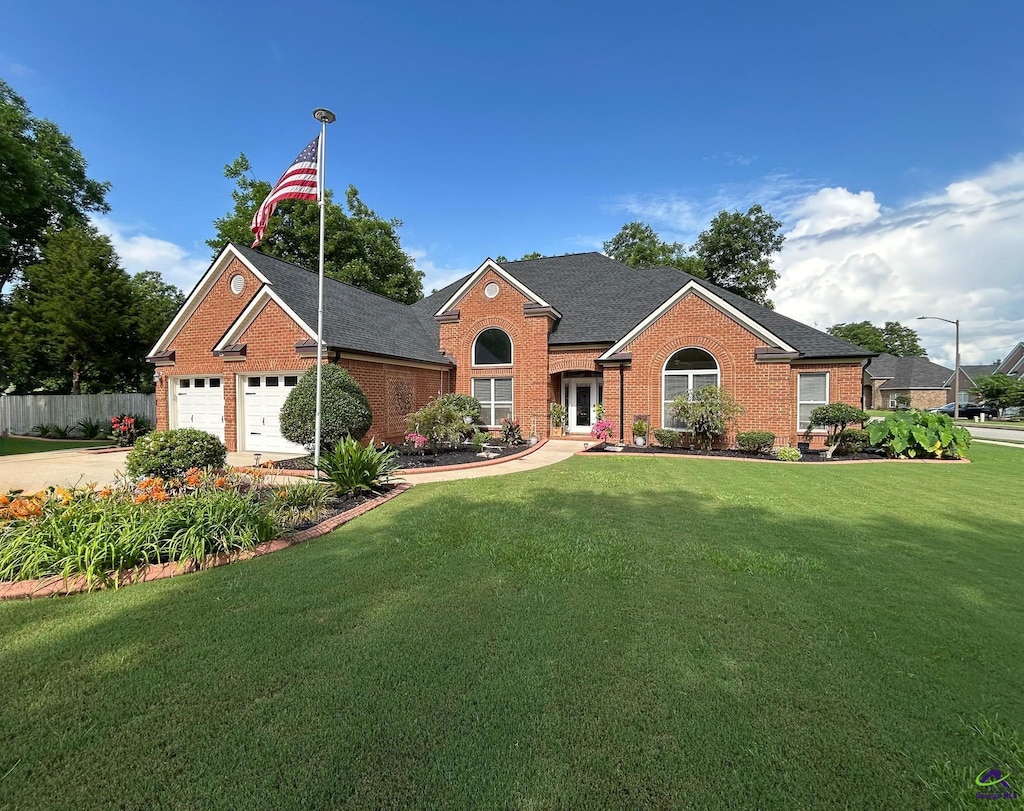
xmin=433 ymin=258 xmax=554 ymax=316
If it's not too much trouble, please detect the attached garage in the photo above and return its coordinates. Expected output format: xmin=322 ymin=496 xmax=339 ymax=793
xmin=239 ymin=373 xmax=307 ymax=454
xmin=172 ymin=377 xmax=224 ymax=441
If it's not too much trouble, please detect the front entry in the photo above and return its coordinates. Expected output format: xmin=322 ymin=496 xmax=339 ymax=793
xmin=566 ymin=378 xmax=600 ymax=434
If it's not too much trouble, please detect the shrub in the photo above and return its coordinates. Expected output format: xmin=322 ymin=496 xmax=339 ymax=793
xmin=632 ymin=418 xmax=649 ymax=438
xmin=774 ymin=446 xmax=802 ymax=462
xmin=835 ymin=427 xmax=871 ymax=455
xmin=280 ymin=365 xmax=372 ymax=452
xmin=314 ymin=437 xmax=398 ymax=496
xmin=550 ymin=402 xmax=568 ymax=428
xmin=867 ymin=410 xmax=971 ymax=459
xmin=653 ymin=428 xmax=682 ymax=448
xmin=590 ymin=419 xmax=615 ymax=442
xmin=438 ymin=393 xmax=481 ymax=425
xmin=501 ymin=417 xmax=524 ymax=445
xmin=76 ymin=417 xmax=106 ymax=439
xmin=111 ymin=415 xmax=138 ymax=447
xmin=408 ymin=397 xmax=466 ymax=449
xmin=471 ymin=431 xmax=490 ymax=452
xmin=736 ymin=430 xmax=775 ymax=454
xmin=49 ymin=425 xmax=74 ymax=439
xmin=669 ymin=385 xmax=744 ymax=451
xmin=126 ymin=428 xmax=227 ymax=478
xmin=808 ymin=403 xmax=868 ymax=458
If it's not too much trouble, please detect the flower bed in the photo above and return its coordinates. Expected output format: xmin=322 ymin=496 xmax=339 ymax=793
xmin=0 ymin=467 xmax=387 ymax=589
xmin=585 ymin=444 xmax=887 ymax=463
xmin=276 ymin=442 xmax=527 ymax=471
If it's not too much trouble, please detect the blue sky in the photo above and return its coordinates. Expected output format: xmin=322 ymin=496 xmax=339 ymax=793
xmin=4 ymin=1 xmax=1024 ymax=366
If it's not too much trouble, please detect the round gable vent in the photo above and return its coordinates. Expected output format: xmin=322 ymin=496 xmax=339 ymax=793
xmin=484 ymin=282 xmax=500 ymax=299
xmin=230 ymin=274 xmax=245 ymax=295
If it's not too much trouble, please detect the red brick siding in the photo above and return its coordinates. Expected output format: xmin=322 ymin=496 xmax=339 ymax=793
xmin=154 ymin=256 xmax=447 ymax=449
xmin=438 ymin=269 xmax=552 ymax=436
xmin=607 ymin=292 xmax=863 ymax=448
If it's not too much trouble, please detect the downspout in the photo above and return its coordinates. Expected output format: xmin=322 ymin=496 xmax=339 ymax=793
xmin=618 ymin=364 xmax=625 ymax=445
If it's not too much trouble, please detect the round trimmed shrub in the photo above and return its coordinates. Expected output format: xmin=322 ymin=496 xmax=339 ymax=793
xmin=835 ymin=427 xmax=871 ymax=455
xmin=280 ymin=365 xmax=372 ymax=452
xmin=736 ymin=430 xmax=775 ymax=454
xmin=125 ymin=428 xmax=227 ymax=478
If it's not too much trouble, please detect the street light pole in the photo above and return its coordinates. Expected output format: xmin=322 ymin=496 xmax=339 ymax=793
xmin=918 ymin=316 xmax=961 ymax=420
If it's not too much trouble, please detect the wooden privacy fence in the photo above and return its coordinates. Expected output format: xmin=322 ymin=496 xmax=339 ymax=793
xmin=0 ymin=393 xmax=156 ymax=436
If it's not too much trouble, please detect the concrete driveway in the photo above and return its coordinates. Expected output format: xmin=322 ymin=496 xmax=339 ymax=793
xmin=0 ymin=448 xmax=300 ymax=493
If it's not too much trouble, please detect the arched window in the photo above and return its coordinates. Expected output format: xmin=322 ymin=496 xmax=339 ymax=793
xmin=662 ymin=348 xmax=720 ymax=428
xmin=473 ymin=328 xmax=513 ymax=366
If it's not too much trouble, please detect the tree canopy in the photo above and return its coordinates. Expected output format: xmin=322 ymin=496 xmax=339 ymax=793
xmin=827 ymin=321 xmax=926 ymax=356
xmin=969 ymin=374 xmax=1024 ymax=412
xmin=208 ymin=154 xmax=423 ymax=304
xmin=0 ymin=79 xmax=110 ymax=295
xmin=603 ymin=206 xmax=784 ymax=307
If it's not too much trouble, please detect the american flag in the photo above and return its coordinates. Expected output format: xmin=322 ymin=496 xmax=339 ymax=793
xmin=250 ymin=136 xmax=320 ymax=247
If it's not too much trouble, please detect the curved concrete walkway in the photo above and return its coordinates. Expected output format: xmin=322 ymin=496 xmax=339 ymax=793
xmin=0 ymin=441 xmax=590 ymax=493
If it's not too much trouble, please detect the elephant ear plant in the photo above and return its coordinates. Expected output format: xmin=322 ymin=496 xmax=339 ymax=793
xmin=867 ymin=410 xmax=971 ymax=459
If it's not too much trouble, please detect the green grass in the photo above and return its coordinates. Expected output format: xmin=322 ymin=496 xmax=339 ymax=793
xmin=1 ymin=445 xmax=1022 ymax=808
xmin=0 ymin=436 xmax=112 ymax=456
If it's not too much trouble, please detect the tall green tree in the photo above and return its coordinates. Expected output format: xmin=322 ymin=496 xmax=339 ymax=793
xmin=603 ymin=221 xmax=701 ymax=273
xmin=827 ymin=321 xmax=926 ymax=356
xmin=691 ymin=205 xmax=784 ymax=308
xmin=129 ymin=270 xmax=184 ymax=356
xmin=207 ymin=154 xmax=423 ymax=304
xmin=1 ymin=226 xmax=140 ymax=394
xmin=969 ymin=374 xmax=1024 ymax=413
xmin=0 ymin=79 xmax=109 ymax=295
xmin=495 ymin=251 xmax=544 ymax=262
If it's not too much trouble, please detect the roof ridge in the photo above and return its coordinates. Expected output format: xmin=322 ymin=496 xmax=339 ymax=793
xmin=231 ymin=242 xmax=418 ymax=311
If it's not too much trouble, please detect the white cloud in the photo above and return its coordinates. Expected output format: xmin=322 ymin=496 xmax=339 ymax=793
xmin=787 ymin=187 xmax=881 ymax=238
xmin=774 ymin=155 xmax=1024 ymax=366
xmin=406 ymin=247 xmax=472 ymax=297
xmin=93 ymin=217 xmax=208 ymax=293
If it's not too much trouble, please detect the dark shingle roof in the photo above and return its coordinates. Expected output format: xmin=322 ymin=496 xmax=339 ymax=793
xmin=866 ymin=352 xmax=953 ymax=389
xmin=961 ymin=363 xmax=999 ymax=381
xmin=232 ymin=244 xmax=448 ymax=366
xmin=497 ymin=253 xmax=874 ymax=359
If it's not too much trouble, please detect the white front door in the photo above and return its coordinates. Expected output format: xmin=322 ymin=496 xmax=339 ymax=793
xmin=240 ymin=373 xmax=308 ymax=454
xmin=566 ymin=379 xmax=599 ymax=434
xmin=173 ymin=377 xmax=225 ymax=441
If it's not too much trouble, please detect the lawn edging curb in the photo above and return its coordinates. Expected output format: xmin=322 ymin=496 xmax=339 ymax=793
xmin=0 ymin=482 xmax=413 ymax=601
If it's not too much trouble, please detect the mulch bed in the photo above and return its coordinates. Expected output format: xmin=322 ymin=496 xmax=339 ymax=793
xmin=276 ymin=443 xmax=527 ymax=471
xmin=277 ymin=485 xmax=396 ymax=533
xmin=586 ymin=444 xmax=885 ymax=463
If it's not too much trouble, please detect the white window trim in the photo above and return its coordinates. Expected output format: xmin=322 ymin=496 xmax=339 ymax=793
xmin=798 ymin=372 xmax=830 ymax=432
xmin=473 ymin=377 xmax=514 ymax=427
xmin=889 ymin=394 xmax=898 ymax=408
xmin=661 ymin=350 xmax=720 ymax=429
xmin=471 ymin=328 xmax=514 ymax=368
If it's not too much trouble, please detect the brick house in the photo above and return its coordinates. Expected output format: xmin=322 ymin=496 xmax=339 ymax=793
xmin=862 ymin=353 xmax=957 ymax=411
xmin=150 ymin=245 xmax=874 ymax=452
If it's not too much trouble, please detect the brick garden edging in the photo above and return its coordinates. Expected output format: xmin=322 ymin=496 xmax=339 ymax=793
xmin=0 ymin=482 xmax=413 ymax=602
xmin=579 ymin=446 xmax=971 ymax=464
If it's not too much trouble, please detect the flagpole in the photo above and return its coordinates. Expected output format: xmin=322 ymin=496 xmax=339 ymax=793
xmin=312 ymin=108 xmax=336 ymax=479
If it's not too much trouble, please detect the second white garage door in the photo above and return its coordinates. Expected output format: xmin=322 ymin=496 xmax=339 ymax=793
xmin=240 ymin=373 xmax=308 ymax=454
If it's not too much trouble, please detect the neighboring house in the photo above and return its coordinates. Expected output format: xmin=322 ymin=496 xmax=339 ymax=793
xmin=150 ymin=244 xmax=874 ymax=453
xmin=862 ymin=353 xmax=957 ymax=410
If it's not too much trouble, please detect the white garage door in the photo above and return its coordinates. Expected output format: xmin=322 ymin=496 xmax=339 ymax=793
xmin=241 ymin=374 xmax=307 ymax=454
xmin=173 ymin=377 xmax=224 ymax=441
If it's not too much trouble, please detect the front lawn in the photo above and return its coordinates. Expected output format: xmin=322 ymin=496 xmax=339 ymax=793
xmin=0 ymin=436 xmax=112 ymax=455
xmin=1 ymin=445 xmax=1021 ymax=808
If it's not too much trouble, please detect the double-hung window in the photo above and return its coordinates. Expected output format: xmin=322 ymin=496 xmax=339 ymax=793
xmin=473 ymin=378 xmax=513 ymax=426
xmin=662 ymin=348 xmax=720 ymax=429
xmin=798 ymin=373 xmax=829 ymax=431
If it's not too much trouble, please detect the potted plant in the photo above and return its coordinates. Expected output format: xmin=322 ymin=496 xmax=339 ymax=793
xmin=632 ymin=418 xmax=648 ymax=447
xmin=550 ymin=402 xmax=567 ymax=437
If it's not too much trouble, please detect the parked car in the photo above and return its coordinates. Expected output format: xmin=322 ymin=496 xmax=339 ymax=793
xmin=928 ymin=402 xmax=998 ymax=419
